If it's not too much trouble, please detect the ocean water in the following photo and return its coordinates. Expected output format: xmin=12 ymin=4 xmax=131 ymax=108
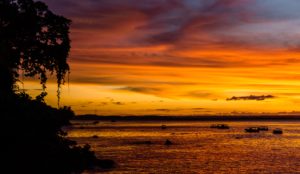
xmin=66 ymin=121 xmax=300 ymax=174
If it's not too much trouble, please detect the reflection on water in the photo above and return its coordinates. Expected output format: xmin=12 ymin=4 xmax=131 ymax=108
xmin=66 ymin=121 xmax=300 ymax=173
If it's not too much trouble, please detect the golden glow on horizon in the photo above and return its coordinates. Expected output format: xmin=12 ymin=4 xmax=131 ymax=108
xmin=23 ymin=56 xmax=300 ymax=115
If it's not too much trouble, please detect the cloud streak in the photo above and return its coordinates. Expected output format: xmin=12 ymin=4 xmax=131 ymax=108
xmin=226 ymin=95 xmax=275 ymax=101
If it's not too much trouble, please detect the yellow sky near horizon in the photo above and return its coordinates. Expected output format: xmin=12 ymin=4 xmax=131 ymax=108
xmin=23 ymin=57 xmax=300 ymax=115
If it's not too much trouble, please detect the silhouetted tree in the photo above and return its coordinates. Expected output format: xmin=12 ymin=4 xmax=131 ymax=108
xmin=0 ymin=0 xmax=70 ymax=104
xmin=0 ymin=0 xmax=115 ymax=173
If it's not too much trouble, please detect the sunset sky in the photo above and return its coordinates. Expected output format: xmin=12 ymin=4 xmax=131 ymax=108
xmin=24 ymin=0 xmax=300 ymax=115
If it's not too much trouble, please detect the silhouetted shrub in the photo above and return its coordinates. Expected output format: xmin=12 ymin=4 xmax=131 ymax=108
xmin=0 ymin=93 xmax=114 ymax=173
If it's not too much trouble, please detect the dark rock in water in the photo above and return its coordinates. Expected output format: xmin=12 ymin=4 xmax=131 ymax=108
xmin=92 ymin=135 xmax=99 ymax=138
xmin=210 ymin=124 xmax=230 ymax=129
xmin=93 ymin=121 xmax=99 ymax=124
xmin=143 ymin=141 xmax=152 ymax=145
xmin=218 ymin=124 xmax=229 ymax=129
xmin=95 ymin=159 xmax=115 ymax=169
xmin=245 ymin=127 xmax=260 ymax=133
xmin=165 ymin=139 xmax=172 ymax=145
xmin=273 ymin=128 xmax=283 ymax=134
xmin=258 ymin=126 xmax=268 ymax=131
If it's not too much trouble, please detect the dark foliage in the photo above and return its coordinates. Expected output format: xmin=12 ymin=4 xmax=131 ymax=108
xmin=0 ymin=0 xmax=70 ymax=104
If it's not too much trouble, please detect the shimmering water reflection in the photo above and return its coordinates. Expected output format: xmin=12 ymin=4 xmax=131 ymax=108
xmin=67 ymin=121 xmax=300 ymax=173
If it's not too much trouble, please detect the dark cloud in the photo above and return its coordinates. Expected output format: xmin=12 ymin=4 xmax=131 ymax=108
xmin=118 ymin=86 xmax=161 ymax=93
xmin=183 ymin=91 xmax=212 ymax=98
xmin=42 ymin=0 xmax=300 ymax=70
xmin=43 ymin=0 xmax=182 ymax=31
xmin=226 ymin=95 xmax=275 ymax=101
xmin=70 ymin=53 xmax=247 ymax=68
xmin=117 ymin=86 xmax=165 ymax=97
xmin=98 ymin=102 xmax=108 ymax=106
xmin=141 ymin=0 xmax=256 ymax=45
xmin=112 ymin=101 xmax=125 ymax=105
xmin=70 ymin=75 xmax=197 ymax=86
xmin=43 ymin=0 xmax=300 ymax=53
xmin=276 ymin=111 xmax=300 ymax=115
xmin=152 ymin=108 xmax=210 ymax=113
xmin=155 ymin=109 xmax=175 ymax=112
xmin=101 ymin=97 xmax=125 ymax=105
xmin=43 ymin=0 xmax=257 ymax=46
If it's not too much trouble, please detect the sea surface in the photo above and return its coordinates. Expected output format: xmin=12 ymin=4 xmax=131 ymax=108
xmin=66 ymin=120 xmax=300 ymax=174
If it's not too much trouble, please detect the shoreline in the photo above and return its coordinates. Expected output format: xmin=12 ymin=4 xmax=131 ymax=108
xmin=73 ymin=115 xmax=300 ymax=121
